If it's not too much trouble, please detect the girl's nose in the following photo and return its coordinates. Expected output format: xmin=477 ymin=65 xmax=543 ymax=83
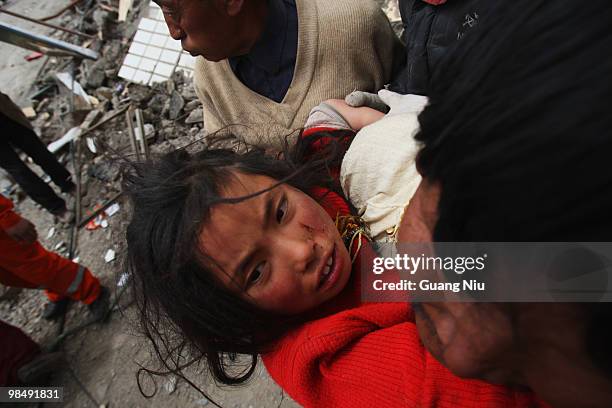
xmin=278 ymin=235 xmax=317 ymax=274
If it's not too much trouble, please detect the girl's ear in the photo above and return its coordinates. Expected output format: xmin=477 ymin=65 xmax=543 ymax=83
xmin=225 ymin=0 xmax=244 ymax=16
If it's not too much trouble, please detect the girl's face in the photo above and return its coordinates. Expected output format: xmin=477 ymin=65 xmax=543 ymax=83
xmin=199 ymin=172 xmax=352 ymax=315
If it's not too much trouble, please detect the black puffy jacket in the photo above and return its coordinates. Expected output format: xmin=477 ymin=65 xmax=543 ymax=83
xmin=389 ymin=0 xmax=486 ymax=95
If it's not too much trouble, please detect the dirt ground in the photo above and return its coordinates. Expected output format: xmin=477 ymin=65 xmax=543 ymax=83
xmin=0 ymin=1 xmax=400 ymax=407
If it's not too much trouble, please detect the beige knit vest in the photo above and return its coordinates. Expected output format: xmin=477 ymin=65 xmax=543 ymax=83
xmin=193 ymin=0 xmax=401 ymax=149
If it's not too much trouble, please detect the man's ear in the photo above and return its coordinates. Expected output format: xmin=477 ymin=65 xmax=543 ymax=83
xmin=225 ymin=0 xmax=244 ymax=17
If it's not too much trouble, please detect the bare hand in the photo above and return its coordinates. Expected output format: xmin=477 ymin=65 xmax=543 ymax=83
xmin=5 ymin=218 xmax=38 ymax=244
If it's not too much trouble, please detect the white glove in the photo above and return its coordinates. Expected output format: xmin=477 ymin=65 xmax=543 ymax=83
xmin=345 ymin=90 xmax=428 ymax=117
xmin=377 ymin=89 xmax=429 ymax=117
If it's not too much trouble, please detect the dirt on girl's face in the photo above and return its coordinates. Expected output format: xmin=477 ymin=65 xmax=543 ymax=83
xmin=199 ymin=172 xmax=352 ymax=315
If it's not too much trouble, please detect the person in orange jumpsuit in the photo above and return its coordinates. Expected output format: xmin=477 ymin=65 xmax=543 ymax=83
xmin=0 ymin=194 xmax=108 ymax=320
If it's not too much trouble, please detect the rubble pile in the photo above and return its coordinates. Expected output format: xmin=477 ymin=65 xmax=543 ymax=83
xmin=1 ymin=0 xmax=204 ymax=315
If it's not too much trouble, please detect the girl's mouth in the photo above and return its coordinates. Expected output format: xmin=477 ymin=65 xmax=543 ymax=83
xmin=318 ymin=245 xmax=340 ymax=291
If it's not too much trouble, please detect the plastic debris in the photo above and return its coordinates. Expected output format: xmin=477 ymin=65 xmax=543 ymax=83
xmin=25 ymin=51 xmax=44 ymax=61
xmin=117 ymin=272 xmax=129 ymax=287
xmin=104 ymin=203 xmax=120 ymax=217
xmin=104 ymin=249 xmax=116 ymax=263
xmin=21 ymin=106 xmax=36 ymax=118
xmin=48 ymin=127 xmax=81 ymax=153
xmin=46 ymin=227 xmax=55 ymax=239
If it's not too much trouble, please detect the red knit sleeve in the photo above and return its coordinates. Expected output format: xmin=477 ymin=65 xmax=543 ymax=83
xmin=262 ymin=303 xmax=549 ymax=408
xmin=0 ymin=195 xmax=23 ymax=231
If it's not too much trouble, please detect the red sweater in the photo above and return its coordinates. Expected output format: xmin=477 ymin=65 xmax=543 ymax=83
xmin=260 ymin=135 xmax=545 ymax=406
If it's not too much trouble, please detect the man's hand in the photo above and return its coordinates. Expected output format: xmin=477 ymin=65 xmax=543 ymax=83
xmin=4 ymin=218 xmax=38 ymax=244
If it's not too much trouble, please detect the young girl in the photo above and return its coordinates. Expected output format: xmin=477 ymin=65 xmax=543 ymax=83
xmin=123 ymin=99 xmax=545 ymax=407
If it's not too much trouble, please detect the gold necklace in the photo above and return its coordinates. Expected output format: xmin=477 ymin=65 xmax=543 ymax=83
xmin=335 ymin=214 xmax=371 ymax=263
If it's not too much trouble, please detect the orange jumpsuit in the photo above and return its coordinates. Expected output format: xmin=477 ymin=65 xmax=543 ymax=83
xmin=0 ymin=195 xmax=100 ymax=304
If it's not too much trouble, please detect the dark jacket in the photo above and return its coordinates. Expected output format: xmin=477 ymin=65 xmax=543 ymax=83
xmin=0 ymin=92 xmax=32 ymax=130
xmin=389 ymin=0 xmax=486 ymax=95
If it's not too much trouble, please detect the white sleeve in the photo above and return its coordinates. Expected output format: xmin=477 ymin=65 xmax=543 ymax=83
xmin=340 ymin=110 xmax=424 ymax=242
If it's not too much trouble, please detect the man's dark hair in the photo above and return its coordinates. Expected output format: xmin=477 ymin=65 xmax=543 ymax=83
xmin=415 ymin=0 xmax=612 ymax=374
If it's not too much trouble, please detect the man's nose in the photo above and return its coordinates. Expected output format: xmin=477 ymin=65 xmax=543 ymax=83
xmin=166 ymin=20 xmax=184 ymax=40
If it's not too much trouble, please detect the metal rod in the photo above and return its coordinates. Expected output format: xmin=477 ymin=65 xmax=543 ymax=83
xmin=0 ymin=8 xmax=96 ymax=39
xmin=125 ymin=108 xmax=141 ymax=161
xmin=134 ymin=108 xmax=149 ymax=159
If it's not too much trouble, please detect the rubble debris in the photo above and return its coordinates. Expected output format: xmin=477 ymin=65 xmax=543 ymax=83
xmin=25 ymin=51 xmax=44 ymax=61
xmin=48 ymin=127 xmax=81 ymax=153
xmin=46 ymin=227 xmax=56 ymax=239
xmin=55 ymin=72 xmax=95 ymax=109
xmin=183 ymin=99 xmax=200 ymax=113
xmin=185 ymin=108 xmax=203 ymax=124
xmin=167 ymin=90 xmax=185 ymax=120
xmin=104 ymin=203 xmax=120 ymax=217
xmin=118 ymin=0 xmax=134 ymax=22
xmin=117 ymin=272 xmax=130 ymax=288
xmin=22 ymin=106 xmax=37 ymax=118
xmin=85 ymin=61 xmax=107 ymax=89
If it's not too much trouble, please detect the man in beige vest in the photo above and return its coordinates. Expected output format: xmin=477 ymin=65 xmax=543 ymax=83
xmin=154 ymin=0 xmax=402 ymax=148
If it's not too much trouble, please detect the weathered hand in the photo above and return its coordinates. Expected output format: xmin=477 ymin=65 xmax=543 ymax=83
xmin=5 ymin=218 xmax=38 ymax=244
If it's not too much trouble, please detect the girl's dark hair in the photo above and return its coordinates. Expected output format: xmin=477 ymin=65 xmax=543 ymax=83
xmin=415 ymin=0 xmax=612 ymax=375
xmin=122 ymin=129 xmax=353 ymax=396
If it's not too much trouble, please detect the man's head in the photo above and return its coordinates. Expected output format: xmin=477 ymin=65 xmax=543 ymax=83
xmin=399 ymin=0 xmax=612 ymax=406
xmin=153 ymin=0 xmax=267 ymax=61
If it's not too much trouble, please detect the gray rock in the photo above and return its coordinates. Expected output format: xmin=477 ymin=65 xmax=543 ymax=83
xmin=95 ymin=87 xmax=114 ymax=101
xmin=167 ymin=90 xmax=185 ymax=120
xmin=147 ymin=94 xmax=166 ymax=114
xmin=92 ymin=9 xmax=110 ymax=33
xmin=183 ymin=99 xmax=201 ymax=113
xmin=185 ymin=108 xmax=203 ymax=124
xmin=181 ymin=84 xmax=197 ymax=100
xmin=86 ymin=62 xmax=106 ymax=89
xmin=163 ymin=126 xmax=179 ymax=139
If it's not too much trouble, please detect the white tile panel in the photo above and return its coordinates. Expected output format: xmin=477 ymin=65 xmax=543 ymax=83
xmin=132 ymin=70 xmax=152 ymax=85
xmin=139 ymin=57 xmax=157 ymax=72
xmin=155 ymin=21 xmax=170 ymax=34
xmin=118 ymin=66 xmax=136 ymax=81
xmin=128 ymin=42 xmax=146 ymax=56
xmin=160 ymin=49 xmax=180 ymax=64
xmin=149 ymin=8 xmax=163 ymax=20
xmin=123 ymin=54 xmax=142 ymax=68
xmin=178 ymin=53 xmax=196 ymax=69
xmin=133 ymin=30 xmax=152 ymax=43
xmin=149 ymin=74 xmax=168 ymax=85
xmin=143 ymin=45 xmax=162 ymax=60
xmin=164 ymin=37 xmax=182 ymax=51
xmin=150 ymin=33 xmax=167 ymax=47
xmin=138 ymin=18 xmax=157 ymax=32
xmin=154 ymin=61 xmax=174 ymax=77
xmin=119 ymin=2 xmax=194 ymax=87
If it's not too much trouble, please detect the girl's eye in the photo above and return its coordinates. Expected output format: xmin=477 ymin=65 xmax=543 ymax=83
xmin=247 ymin=262 xmax=265 ymax=286
xmin=276 ymin=197 xmax=288 ymax=223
